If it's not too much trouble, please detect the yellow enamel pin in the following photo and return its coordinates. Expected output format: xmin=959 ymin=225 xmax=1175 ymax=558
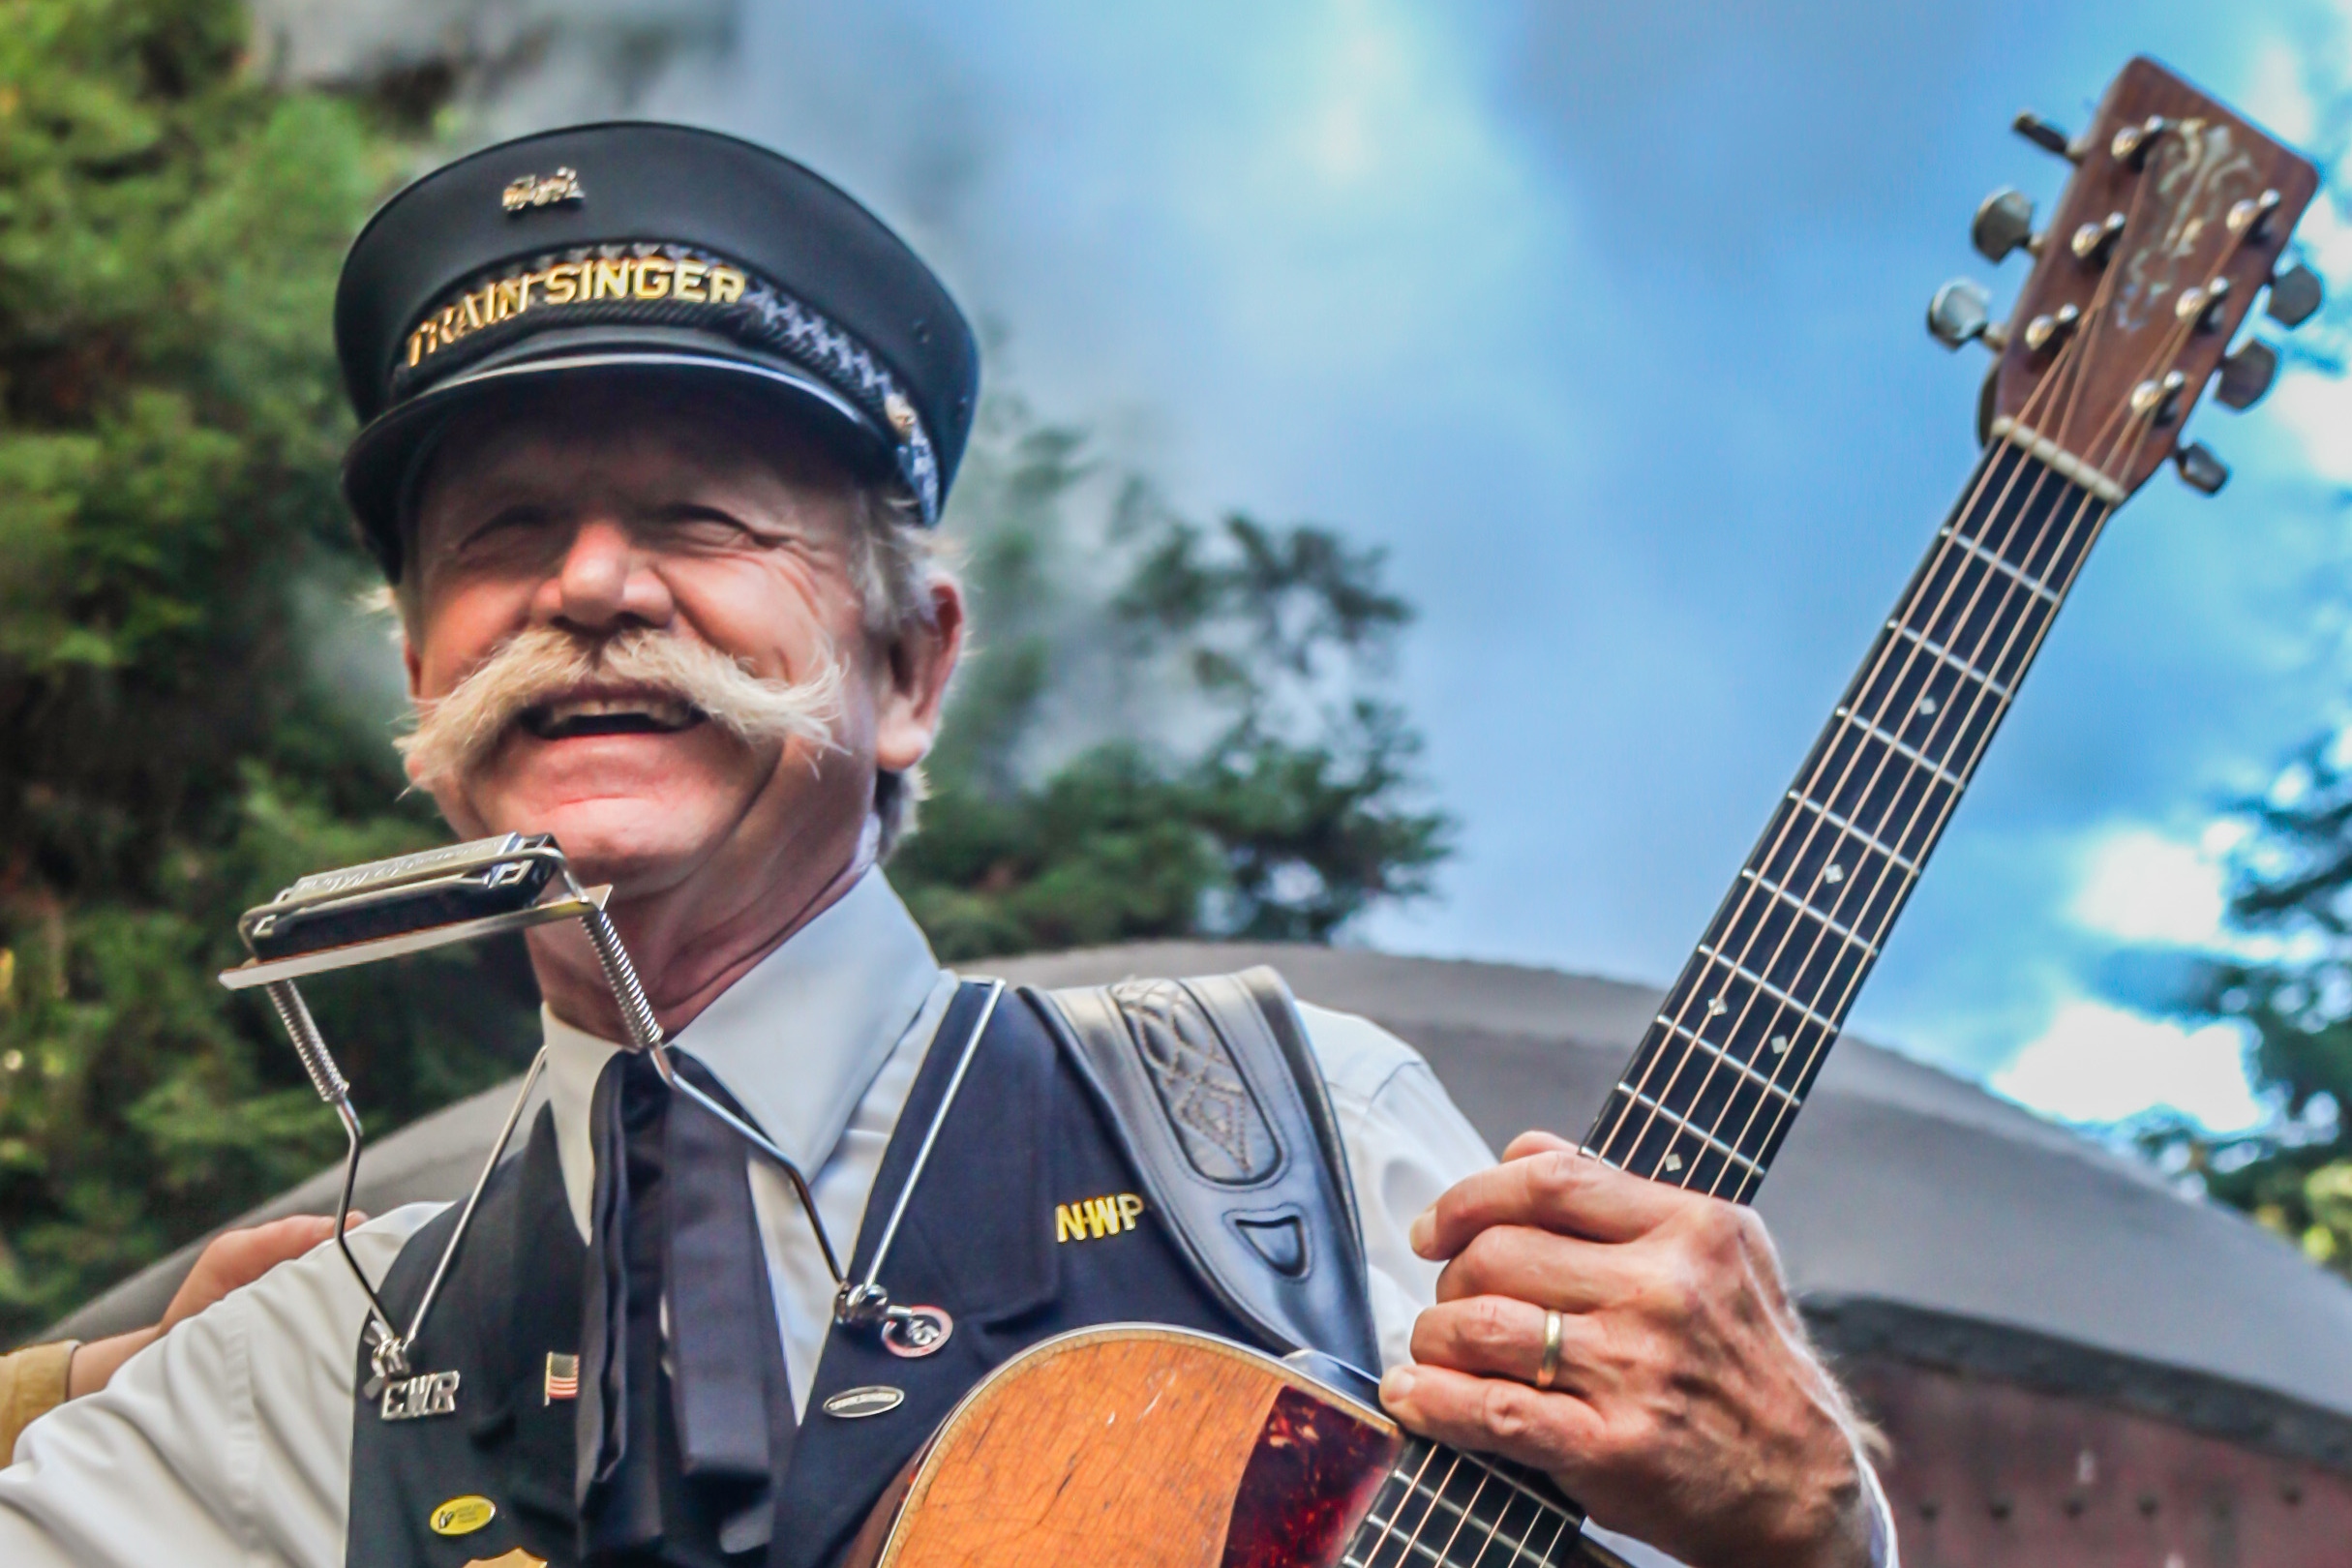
xmin=430 ymin=1495 xmax=497 ymax=1536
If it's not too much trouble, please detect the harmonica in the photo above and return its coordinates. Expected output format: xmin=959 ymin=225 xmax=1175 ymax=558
xmin=238 ymin=833 xmax=560 ymax=959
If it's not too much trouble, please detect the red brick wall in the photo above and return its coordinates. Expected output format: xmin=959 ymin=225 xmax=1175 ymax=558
xmin=1845 ymin=1359 xmax=2352 ymax=1566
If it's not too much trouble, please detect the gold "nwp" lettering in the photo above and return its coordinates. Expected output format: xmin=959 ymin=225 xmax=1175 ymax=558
xmin=1055 ymin=1191 xmax=1145 ymax=1243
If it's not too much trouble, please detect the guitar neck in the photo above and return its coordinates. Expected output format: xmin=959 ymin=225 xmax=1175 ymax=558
xmin=1583 ymin=437 xmax=2115 ymax=1200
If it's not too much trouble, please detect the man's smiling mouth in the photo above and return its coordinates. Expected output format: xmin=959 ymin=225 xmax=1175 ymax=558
xmin=519 ymin=695 xmax=706 ymax=740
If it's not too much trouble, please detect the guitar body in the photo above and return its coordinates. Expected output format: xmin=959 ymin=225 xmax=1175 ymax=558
xmin=848 ymin=1326 xmax=1402 ymax=1568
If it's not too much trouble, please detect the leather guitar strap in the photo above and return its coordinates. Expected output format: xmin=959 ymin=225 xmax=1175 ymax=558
xmin=1028 ymin=966 xmax=1382 ymax=1374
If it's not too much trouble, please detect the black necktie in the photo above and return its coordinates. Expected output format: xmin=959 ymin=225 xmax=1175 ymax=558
xmin=577 ymin=1048 xmax=794 ymax=1562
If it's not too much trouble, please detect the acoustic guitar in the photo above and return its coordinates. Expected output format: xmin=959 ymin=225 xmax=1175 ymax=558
xmin=843 ymin=58 xmax=2324 ymax=1568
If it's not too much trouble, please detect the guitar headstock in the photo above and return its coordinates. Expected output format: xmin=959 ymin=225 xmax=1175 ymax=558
xmin=1928 ymin=56 xmax=2322 ymax=500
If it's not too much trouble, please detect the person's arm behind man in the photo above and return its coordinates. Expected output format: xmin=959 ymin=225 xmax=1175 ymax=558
xmin=0 ymin=1209 xmax=436 ymax=1568
xmin=0 ymin=1214 xmax=365 ymax=1458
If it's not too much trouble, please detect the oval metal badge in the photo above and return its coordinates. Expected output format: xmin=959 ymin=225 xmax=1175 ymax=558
xmin=822 ymin=1385 xmax=906 ymax=1420
xmin=430 ymin=1495 xmax=498 ymax=1536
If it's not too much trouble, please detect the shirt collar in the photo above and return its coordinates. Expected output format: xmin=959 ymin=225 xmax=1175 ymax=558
xmin=539 ymin=869 xmax=946 ymax=1196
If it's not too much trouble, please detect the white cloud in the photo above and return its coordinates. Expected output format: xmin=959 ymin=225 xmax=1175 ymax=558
xmin=2068 ymin=828 xmax=2227 ymax=947
xmin=2242 ymin=37 xmax=2317 ymax=148
xmin=1992 ymin=1000 xmax=2264 ymax=1131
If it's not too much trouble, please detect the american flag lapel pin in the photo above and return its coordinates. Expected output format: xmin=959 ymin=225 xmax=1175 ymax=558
xmin=543 ymin=1352 xmax=579 ymax=1405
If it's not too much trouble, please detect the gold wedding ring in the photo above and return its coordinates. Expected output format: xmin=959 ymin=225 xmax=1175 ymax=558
xmin=1536 ymin=1308 xmax=1562 ymax=1391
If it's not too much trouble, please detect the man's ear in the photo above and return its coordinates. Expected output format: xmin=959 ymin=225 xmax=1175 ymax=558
xmin=402 ymin=634 xmax=424 ymax=701
xmin=872 ymin=578 xmax=965 ymax=774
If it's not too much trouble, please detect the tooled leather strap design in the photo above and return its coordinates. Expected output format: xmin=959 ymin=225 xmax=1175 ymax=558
xmin=1028 ymin=966 xmax=1381 ymax=1373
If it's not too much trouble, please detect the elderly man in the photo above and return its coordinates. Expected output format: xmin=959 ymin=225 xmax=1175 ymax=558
xmin=0 ymin=125 xmax=1889 ymax=1568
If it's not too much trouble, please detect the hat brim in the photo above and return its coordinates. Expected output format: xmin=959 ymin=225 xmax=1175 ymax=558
xmin=342 ymin=330 xmax=892 ymax=581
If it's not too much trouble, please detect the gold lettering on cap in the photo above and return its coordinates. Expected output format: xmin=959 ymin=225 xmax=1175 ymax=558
xmin=396 ymin=249 xmax=766 ymax=379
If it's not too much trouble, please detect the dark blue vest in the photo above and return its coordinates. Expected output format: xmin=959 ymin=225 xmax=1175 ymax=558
xmin=345 ymin=976 xmax=1374 ymax=1568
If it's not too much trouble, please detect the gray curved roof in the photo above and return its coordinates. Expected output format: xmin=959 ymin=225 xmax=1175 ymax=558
xmin=50 ymin=943 xmax=2352 ymax=1458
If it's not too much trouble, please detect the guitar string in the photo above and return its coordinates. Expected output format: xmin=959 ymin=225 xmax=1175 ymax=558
xmin=1592 ymin=300 xmax=2107 ymax=1175
xmin=1462 ymin=1457 xmax=1578 ymax=1566
xmin=1693 ymin=348 xmax=2155 ymax=1189
xmin=1591 ymin=442 xmax=2067 ymax=1175
xmin=1627 ymin=122 xmax=2191 ymax=1175
xmin=1393 ymin=1447 xmax=1472 ymax=1568
xmin=1716 ymin=159 xmax=2213 ymax=1184
xmin=1725 ymin=323 xmax=2183 ymax=1188
xmin=1423 ymin=1450 xmax=1500 ymax=1568
xmin=1354 ymin=1439 xmax=1580 ymax=1568
xmin=1656 ymin=464 xmax=2084 ymax=1186
xmin=1703 ymin=208 xmax=2204 ymax=1188
xmin=1451 ymin=1456 xmax=1568 ymax=1568
xmin=1595 ymin=142 xmax=2192 ymax=1180
xmin=1600 ymin=128 xmax=2188 ymax=1178
xmin=1588 ymin=387 xmax=2075 ymax=1170
xmin=1355 ymin=1436 xmax=1445 ymax=1568
xmin=1584 ymin=353 xmax=2089 ymax=1169
xmin=1701 ymin=471 xmax=2103 ymax=1187
xmin=1387 ymin=1456 xmax=1561 ymax=1568
xmin=1672 ymin=397 xmax=2102 ymax=1176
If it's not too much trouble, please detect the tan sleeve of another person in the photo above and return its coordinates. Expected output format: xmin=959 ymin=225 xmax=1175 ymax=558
xmin=0 ymin=1342 xmax=77 ymax=1460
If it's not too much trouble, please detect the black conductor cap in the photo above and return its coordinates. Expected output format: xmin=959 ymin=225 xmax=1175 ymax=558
xmin=335 ymin=122 xmax=980 ymax=580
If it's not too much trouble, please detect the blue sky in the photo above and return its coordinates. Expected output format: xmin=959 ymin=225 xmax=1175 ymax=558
xmin=593 ymin=0 xmax=2352 ymax=1132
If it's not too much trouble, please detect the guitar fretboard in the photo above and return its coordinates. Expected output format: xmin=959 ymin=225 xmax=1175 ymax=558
xmin=1344 ymin=1436 xmax=1583 ymax=1568
xmin=1583 ymin=437 xmax=2113 ymax=1199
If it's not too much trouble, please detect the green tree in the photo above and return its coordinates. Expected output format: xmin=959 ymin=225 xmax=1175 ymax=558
xmin=0 ymin=0 xmax=539 ymax=1341
xmin=2138 ymin=734 xmax=2352 ymax=1276
xmin=894 ymin=397 xmax=1450 ymax=960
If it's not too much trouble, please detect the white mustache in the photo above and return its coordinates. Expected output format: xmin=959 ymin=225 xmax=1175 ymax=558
xmin=398 ymin=625 xmax=845 ymax=790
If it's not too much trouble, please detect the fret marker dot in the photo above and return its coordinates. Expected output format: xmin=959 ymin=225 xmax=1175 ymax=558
xmin=1824 ymin=864 xmax=1847 ymax=885
xmin=1705 ymin=996 xmax=1728 ymax=1016
xmin=1770 ymin=1035 xmax=1790 ymax=1054
xmin=1663 ymin=1152 xmax=1684 ymax=1172
xmin=1917 ymin=696 xmax=1939 ymax=715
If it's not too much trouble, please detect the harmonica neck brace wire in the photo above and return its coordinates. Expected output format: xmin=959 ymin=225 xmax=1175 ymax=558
xmin=219 ymin=833 xmax=892 ymax=1386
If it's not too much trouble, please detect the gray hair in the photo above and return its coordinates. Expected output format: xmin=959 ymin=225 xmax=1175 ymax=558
xmin=848 ymin=480 xmax=952 ymax=859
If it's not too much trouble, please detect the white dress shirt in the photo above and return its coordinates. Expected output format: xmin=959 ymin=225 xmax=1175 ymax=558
xmin=0 ymin=871 xmax=1500 ymax=1567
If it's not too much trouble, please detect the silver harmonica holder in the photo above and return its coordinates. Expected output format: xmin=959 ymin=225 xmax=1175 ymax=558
xmin=220 ymin=833 xmax=850 ymax=1399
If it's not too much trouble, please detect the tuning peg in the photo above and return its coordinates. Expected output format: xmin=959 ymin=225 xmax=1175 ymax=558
xmin=2214 ymin=340 xmax=2279 ymax=410
xmin=2012 ymin=111 xmax=2080 ymax=162
xmin=1927 ymin=279 xmax=2009 ymax=352
xmin=2228 ymin=189 xmax=2283 ymax=244
xmin=2174 ymin=441 xmax=2229 ymax=495
xmin=1972 ymin=188 xmax=2039 ymax=262
xmin=2071 ymin=211 xmax=2127 ymax=266
xmin=2268 ymin=262 xmax=2324 ymax=328
xmin=2112 ymin=115 xmax=2172 ymax=169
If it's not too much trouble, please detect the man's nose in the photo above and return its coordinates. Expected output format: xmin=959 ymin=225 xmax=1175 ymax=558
xmin=534 ymin=519 xmax=675 ymax=633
